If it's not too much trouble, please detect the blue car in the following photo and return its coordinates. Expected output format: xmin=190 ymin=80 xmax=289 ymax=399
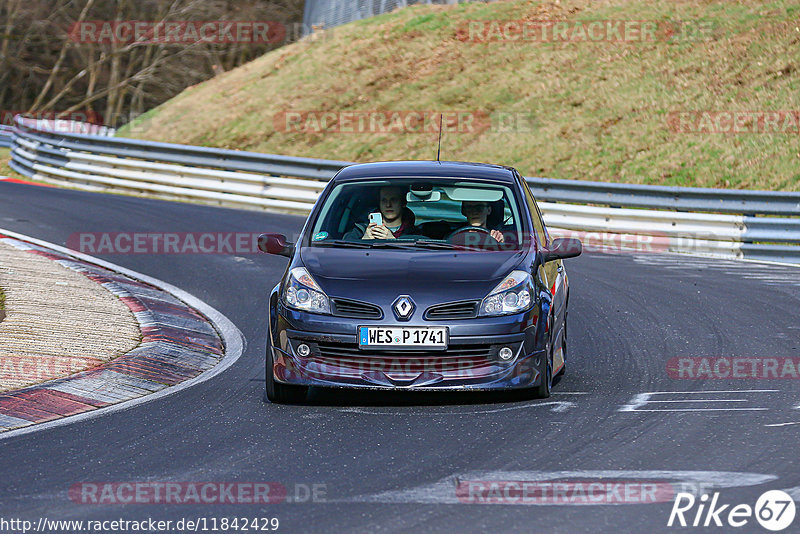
xmin=259 ymin=161 xmax=581 ymax=403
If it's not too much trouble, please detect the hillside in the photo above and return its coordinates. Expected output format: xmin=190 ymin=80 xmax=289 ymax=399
xmin=121 ymin=0 xmax=800 ymax=190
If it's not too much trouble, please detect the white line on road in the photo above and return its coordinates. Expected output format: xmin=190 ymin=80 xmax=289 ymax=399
xmin=645 ymin=399 xmax=749 ymax=403
xmin=646 ymin=390 xmax=779 ymax=394
xmin=782 ymin=486 xmax=800 ymax=500
xmin=333 ymin=400 xmax=577 ymax=416
xmin=623 ymin=408 xmax=768 ymax=412
xmin=619 ymin=390 xmax=778 ymax=413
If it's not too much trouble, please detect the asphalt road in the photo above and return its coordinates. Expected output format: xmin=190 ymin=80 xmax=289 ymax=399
xmin=1 ymin=181 xmax=799 ymax=533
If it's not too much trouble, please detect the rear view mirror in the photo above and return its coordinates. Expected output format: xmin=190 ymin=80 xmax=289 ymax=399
xmin=544 ymin=238 xmax=582 ymax=261
xmin=258 ymin=233 xmax=294 ymax=258
xmin=443 ymin=187 xmax=504 ymax=202
xmin=407 ymin=191 xmax=441 ymax=202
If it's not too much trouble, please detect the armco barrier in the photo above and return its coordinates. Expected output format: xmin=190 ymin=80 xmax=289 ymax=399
xmin=8 ymin=116 xmax=800 ymax=264
xmin=0 ymin=125 xmax=12 ymax=148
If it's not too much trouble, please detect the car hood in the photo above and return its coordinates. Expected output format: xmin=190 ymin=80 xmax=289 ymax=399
xmin=301 ymin=247 xmax=524 ymax=281
xmin=299 ymin=247 xmax=526 ymax=303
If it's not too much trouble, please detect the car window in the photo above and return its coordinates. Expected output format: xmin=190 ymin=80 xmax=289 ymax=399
xmin=308 ymin=178 xmax=524 ymax=250
xmin=520 ymin=177 xmax=547 ymax=248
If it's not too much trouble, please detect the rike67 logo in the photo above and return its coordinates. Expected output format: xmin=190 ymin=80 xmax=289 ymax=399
xmin=668 ymin=490 xmax=796 ymax=531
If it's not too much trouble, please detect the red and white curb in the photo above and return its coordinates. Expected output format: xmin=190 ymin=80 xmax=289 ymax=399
xmin=0 ymin=228 xmax=244 ymax=439
xmin=0 ymin=176 xmax=53 ymax=187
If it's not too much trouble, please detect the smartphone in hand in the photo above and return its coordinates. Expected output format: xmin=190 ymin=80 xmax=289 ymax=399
xmin=368 ymin=212 xmax=382 ymax=226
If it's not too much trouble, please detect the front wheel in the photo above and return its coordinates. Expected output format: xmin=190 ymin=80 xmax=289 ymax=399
xmin=532 ymin=342 xmax=553 ymax=399
xmin=265 ymin=342 xmax=308 ymax=404
xmin=556 ymin=308 xmax=567 ymax=377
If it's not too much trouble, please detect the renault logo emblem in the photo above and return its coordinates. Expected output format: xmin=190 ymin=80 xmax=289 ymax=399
xmin=392 ymin=295 xmax=415 ymax=320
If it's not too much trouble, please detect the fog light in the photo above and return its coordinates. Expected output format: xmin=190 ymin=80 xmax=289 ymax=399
xmin=297 ymin=343 xmax=311 ymax=357
xmin=499 ymin=346 xmax=514 ymax=361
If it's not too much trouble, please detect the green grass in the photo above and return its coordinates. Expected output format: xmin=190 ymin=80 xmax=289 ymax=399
xmin=0 ymin=148 xmax=11 ymax=178
xmin=114 ymin=0 xmax=800 ymax=191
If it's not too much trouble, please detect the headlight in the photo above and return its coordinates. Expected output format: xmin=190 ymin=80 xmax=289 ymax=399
xmin=479 ymin=270 xmax=534 ymax=316
xmin=283 ymin=267 xmax=330 ymax=314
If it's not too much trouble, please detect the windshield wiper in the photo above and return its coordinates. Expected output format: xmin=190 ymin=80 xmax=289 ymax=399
xmin=368 ymin=241 xmax=420 ymax=250
xmin=315 ymin=239 xmax=479 ymax=251
xmin=412 ymin=240 xmax=467 ymax=250
xmin=316 ymin=240 xmax=373 ymax=248
xmin=315 ymin=240 xmax=420 ymax=250
xmin=415 ymin=240 xmax=519 ymax=251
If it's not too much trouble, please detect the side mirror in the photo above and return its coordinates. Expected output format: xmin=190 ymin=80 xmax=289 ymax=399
xmin=258 ymin=233 xmax=294 ymax=258
xmin=544 ymin=237 xmax=582 ymax=261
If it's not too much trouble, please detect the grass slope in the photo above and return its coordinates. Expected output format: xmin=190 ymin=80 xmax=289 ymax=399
xmin=0 ymin=148 xmax=12 ymax=178
xmin=122 ymin=0 xmax=798 ymax=190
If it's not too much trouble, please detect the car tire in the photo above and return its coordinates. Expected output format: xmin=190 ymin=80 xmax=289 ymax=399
xmin=265 ymin=338 xmax=309 ymax=404
xmin=556 ymin=307 xmax=567 ymax=377
xmin=533 ymin=339 xmax=553 ymax=399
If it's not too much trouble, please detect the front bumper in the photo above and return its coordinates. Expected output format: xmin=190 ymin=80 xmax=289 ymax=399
xmin=269 ymin=303 xmax=545 ymax=391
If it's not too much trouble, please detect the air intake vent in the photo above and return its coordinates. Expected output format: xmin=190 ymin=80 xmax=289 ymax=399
xmin=425 ymin=300 xmax=479 ymax=320
xmin=331 ymin=298 xmax=382 ymax=319
xmin=316 ymin=342 xmax=493 ymax=362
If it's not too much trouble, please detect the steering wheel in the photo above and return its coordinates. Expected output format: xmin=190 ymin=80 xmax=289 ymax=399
xmin=447 ymin=225 xmax=498 ymax=244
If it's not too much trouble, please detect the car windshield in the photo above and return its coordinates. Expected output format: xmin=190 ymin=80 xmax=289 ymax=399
xmin=309 ymin=178 xmax=526 ymax=251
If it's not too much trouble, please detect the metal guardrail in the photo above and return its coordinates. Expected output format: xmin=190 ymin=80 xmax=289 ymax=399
xmin=527 ymin=177 xmax=800 ymax=216
xmin=0 ymin=125 xmax=12 ymax=148
xmin=8 ymin=116 xmax=800 ymax=264
xmin=303 ymin=0 xmax=472 ymax=35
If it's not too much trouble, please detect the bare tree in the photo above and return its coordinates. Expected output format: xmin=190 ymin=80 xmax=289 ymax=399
xmin=0 ymin=0 xmax=306 ymax=126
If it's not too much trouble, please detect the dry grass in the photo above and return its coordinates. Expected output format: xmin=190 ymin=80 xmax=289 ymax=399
xmin=0 ymin=147 xmax=64 ymax=186
xmin=116 ymin=0 xmax=798 ymax=190
xmin=0 ymin=148 xmax=12 ymax=178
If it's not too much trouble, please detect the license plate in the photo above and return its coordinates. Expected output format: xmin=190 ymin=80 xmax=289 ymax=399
xmin=358 ymin=326 xmax=448 ymax=349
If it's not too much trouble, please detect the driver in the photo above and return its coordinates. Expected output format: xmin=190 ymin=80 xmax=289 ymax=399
xmin=459 ymin=201 xmax=505 ymax=243
xmin=343 ymin=186 xmax=418 ymax=240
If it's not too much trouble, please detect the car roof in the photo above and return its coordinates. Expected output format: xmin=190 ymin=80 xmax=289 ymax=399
xmin=332 ymin=160 xmax=519 ymax=184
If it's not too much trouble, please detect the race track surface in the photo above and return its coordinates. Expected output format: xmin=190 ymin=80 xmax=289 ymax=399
xmin=1 ymin=181 xmax=798 ymax=533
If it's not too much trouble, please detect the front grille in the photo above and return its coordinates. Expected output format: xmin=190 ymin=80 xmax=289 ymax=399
xmin=314 ymin=341 xmax=495 ymax=372
xmin=317 ymin=342 xmax=492 ymax=359
xmin=424 ymin=300 xmax=480 ymax=320
xmin=331 ymin=298 xmax=382 ymax=319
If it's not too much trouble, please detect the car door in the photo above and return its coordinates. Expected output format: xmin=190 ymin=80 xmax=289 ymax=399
xmin=517 ymin=174 xmax=566 ymax=371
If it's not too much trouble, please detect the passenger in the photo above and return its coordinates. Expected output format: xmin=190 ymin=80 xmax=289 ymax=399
xmin=459 ymin=201 xmax=505 ymax=243
xmin=343 ymin=186 xmax=418 ymax=240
